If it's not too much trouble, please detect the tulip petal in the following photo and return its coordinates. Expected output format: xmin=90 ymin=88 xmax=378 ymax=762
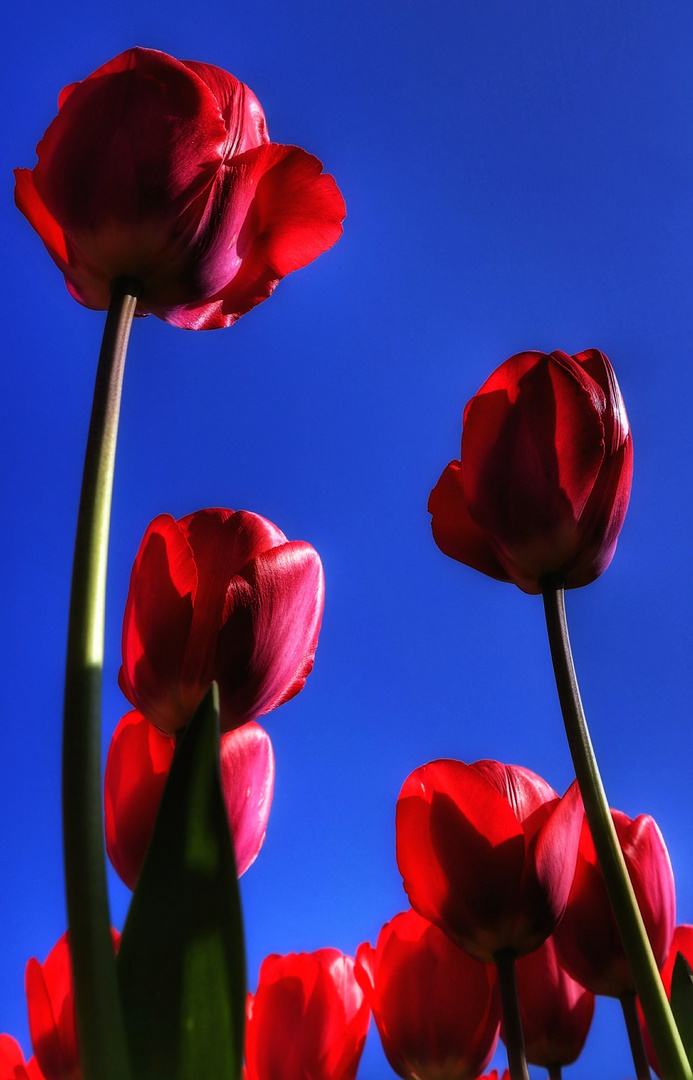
xmin=471 ymin=760 xmax=557 ymax=822
xmin=181 ymin=61 xmax=269 ymax=155
xmin=396 ymin=760 xmax=527 ymax=961
xmin=157 ymin=144 xmax=346 ymax=329
xmin=220 ymin=721 xmax=275 ymax=875
xmin=428 ymin=462 xmax=512 ymax=582
xmin=119 ymin=514 xmax=197 ymax=735
xmin=213 ymin=540 xmax=325 ymax=729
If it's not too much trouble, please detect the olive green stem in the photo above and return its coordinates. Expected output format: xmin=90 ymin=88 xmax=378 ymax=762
xmin=542 ymin=580 xmax=691 ymax=1080
xmin=63 ymin=277 xmax=141 ymax=1080
xmin=494 ymin=947 xmax=529 ymax=1080
xmin=621 ymin=991 xmax=653 ymax=1080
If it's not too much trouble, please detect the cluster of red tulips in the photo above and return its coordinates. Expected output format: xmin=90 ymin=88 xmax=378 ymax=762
xmin=5 ymin=43 xmax=693 ymax=1080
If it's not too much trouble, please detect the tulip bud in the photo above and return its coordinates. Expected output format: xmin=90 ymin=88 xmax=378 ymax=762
xmin=355 ymin=909 xmax=500 ymax=1080
xmin=245 ymin=949 xmax=370 ymax=1080
xmin=396 ymin=758 xmax=583 ymax=963
xmin=15 ymin=48 xmax=345 ymax=329
xmin=429 ymin=349 xmax=633 ymax=593
xmin=119 ymin=507 xmax=325 ymax=736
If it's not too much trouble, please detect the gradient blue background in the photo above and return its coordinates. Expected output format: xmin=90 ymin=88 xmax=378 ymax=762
xmin=3 ymin=2 xmax=693 ymax=1076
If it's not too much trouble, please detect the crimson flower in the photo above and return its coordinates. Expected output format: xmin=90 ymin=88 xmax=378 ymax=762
xmin=396 ymin=759 xmax=583 ymax=962
xmin=105 ymin=709 xmax=274 ymax=889
xmin=355 ymin=908 xmax=500 ymax=1080
xmin=119 ymin=507 xmax=324 ymax=735
xmin=245 ymin=949 xmax=370 ymax=1080
xmin=15 ymin=47 xmax=345 ymax=329
xmin=24 ymin=931 xmax=119 ymax=1080
xmin=429 ymin=349 xmax=633 ymax=593
xmin=510 ymin=934 xmax=594 ymax=1069
xmin=553 ymin=810 xmax=675 ymax=997
xmin=0 ymin=1036 xmax=45 ymax=1080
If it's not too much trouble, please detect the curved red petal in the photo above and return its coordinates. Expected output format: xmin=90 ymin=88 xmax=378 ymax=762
xmin=181 ymin=61 xmax=269 ymax=155
xmin=471 ymin=760 xmax=557 ymax=823
xmin=396 ymin=760 xmax=526 ymax=961
xmin=119 ymin=514 xmax=196 ymax=735
xmin=104 ymin=710 xmax=175 ymax=890
xmin=428 ymin=462 xmax=512 ymax=582
xmin=155 ymin=144 xmax=345 ymax=329
xmin=220 ymin=721 xmax=275 ymax=875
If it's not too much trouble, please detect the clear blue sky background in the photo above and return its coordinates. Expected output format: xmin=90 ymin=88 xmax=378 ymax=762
xmin=3 ymin=2 xmax=693 ymax=1077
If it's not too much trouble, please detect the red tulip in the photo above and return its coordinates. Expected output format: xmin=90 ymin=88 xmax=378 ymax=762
xmin=396 ymin=759 xmax=583 ymax=963
xmin=119 ymin=507 xmax=325 ymax=736
xmin=0 ymin=1036 xmax=45 ymax=1080
xmin=15 ymin=47 xmax=345 ymax=329
xmin=25 ymin=931 xmax=119 ymax=1080
xmin=429 ymin=349 xmax=633 ymax=593
xmin=553 ymin=810 xmax=675 ymax=997
xmin=245 ymin=949 xmax=370 ymax=1080
xmin=105 ymin=710 xmax=275 ymax=889
xmin=638 ymin=925 xmax=693 ymax=1078
xmin=355 ymin=908 xmax=500 ymax=1080
xmin=510 ymin=935 xmax=594 ymax=1068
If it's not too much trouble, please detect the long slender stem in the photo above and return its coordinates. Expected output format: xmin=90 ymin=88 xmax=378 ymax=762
xmin=542 ymin=581 xmax=691 ymax=1080
xmin=63 ymin=277 xmax=141 ymax=1080
xmin=495 ymin=947 xmax=529 ymax=1080
xmin=622 ymin=991 xmax=653 ymax=1080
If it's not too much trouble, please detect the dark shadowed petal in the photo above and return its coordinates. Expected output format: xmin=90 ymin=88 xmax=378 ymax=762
xmin=428 ymin=461 xmax=512 ymax=582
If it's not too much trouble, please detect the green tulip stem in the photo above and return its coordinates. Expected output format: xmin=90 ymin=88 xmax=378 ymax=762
xmin=494 ymin=948 xmax=529 ymax=1080
xmin=547 ymin=1067 xmax=562 ymax=1080
xmin=63 ymin=277 xmax=141 ymax=1080
xmin=622 ymin=991 xmax=653 ymax=1080
xmin=542 ymin=580 xmax=691 ymax=1080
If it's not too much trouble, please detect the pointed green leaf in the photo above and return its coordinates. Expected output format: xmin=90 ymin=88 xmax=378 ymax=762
xmin=672 ymin=952 xmax=693 ymax=1068
xmin=117 ymin=685 xmax=245 ymax=1080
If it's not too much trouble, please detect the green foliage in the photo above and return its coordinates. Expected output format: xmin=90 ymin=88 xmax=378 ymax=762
xmin=117 ymin=685 xmax=246 ymax=1080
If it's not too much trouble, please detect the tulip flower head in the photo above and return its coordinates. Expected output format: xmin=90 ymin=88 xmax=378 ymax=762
xmin=119 ymin=507 xmax=325 ymax=736
xmin=245 ymin=949 xmax=370 ymax=1080
xmin=105 ymin=710 xmax=275 ymax=889
xmin=24 ymin=931 xmax=119 ymax=1080
xmin=15 ymin=47 xmax=346 ymax=329
xmin=554 ymin=810 xmax=676 ymax=997
xmin=510 ymin=934 xmax=594 ymax=1069
xmin=429 ymin=349 xmax=633 ymax=593
xmin=396 ymin=759 xmax=583 ymax=963
xmin=355 ymin=908 xmax=500 ymax=1080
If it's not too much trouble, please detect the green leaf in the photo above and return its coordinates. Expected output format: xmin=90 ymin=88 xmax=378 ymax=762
xmin=117 ymin=685 xmax=245 ymax=1080
xmin=672 ymin=952 xmax=693 ymax=1068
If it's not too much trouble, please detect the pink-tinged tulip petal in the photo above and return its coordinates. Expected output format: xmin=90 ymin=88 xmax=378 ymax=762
xmin=355 ymin=909 xmax=500 ymax=1080
xmin=245 ymin=949 xmax=370 ymax=1080
xmin=119 ymin=507 xmax=324 ymax=736
xmin=105 ymin=710 xmax=275 ymax=889
xmin=509 ymin=935 xmax=594 ymax=1068
xmin=25 ymin=931 xmax=119 ymax=1080
xmin=16 ymin=48 xmax=345 ymax=328
xmin=0 ymin=1036 xmax=45 ymax=1080
xmin=396 ymin=759 xmax=582 ymax=962
xmin=554 ymin=811 xmax=675 ymax=997
xmin=430 ymin=349 xmax=632 ymax=593
xmin=638 ymin=925 xmax=693 ymax=1078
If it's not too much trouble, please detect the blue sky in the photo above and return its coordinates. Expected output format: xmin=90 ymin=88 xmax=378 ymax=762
xmin=3 ymin=2 xmax=693 ymax=1076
